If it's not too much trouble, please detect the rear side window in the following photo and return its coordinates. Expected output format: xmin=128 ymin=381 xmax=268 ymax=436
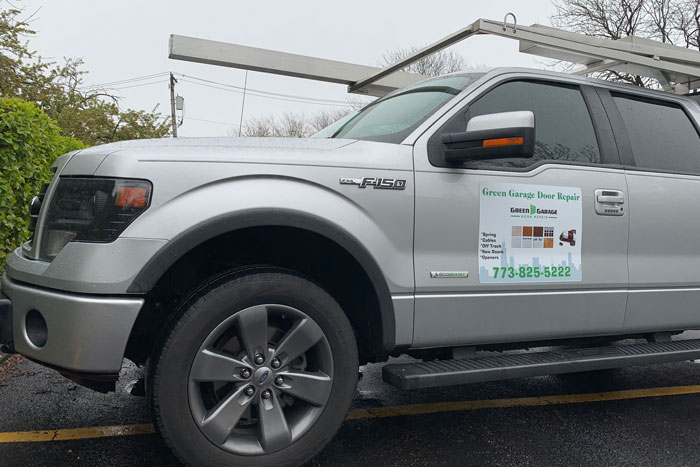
xmin=612 ymin=94 xmax=700 ymax=173
xmin=464 ymin=81 xmax=601 ymax=168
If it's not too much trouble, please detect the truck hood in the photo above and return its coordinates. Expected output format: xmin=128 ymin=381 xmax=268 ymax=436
xmin=61 ymin=137 xmax=413 ymax=176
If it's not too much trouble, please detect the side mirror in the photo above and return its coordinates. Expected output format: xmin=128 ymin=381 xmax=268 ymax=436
xmin=441 ymin=110 xmax=535 ymax=164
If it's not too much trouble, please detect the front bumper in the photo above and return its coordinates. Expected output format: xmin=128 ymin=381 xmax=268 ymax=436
xmin=5 ymin=237 xmax=167 ymax=295
xmin=0 ymin=274 xmax=143 ymax=374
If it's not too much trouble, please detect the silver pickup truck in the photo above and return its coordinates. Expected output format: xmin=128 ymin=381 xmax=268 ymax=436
xmin=2 ymin=67 xmax=700 ymax=466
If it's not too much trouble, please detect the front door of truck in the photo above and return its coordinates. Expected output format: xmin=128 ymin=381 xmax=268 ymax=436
xmin=411 ymin=77 xmax=629 ymax=348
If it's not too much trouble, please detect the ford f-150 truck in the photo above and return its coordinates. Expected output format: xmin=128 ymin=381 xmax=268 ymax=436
xmin=3 ymin=67 xmax=700 ymax=466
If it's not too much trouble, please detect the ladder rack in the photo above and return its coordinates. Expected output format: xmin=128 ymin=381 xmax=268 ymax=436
xmin=170 ymin=13 xmax=700 ymax=96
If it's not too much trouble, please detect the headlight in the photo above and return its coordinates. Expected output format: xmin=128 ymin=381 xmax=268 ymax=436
xmin=39 ymin=177 xmax=152 ymax=261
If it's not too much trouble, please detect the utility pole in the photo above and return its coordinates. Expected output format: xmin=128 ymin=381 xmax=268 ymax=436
xmin=169 ymin=72 xmax=178 ymax=137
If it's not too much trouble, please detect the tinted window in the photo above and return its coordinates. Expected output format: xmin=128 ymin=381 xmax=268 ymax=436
xmin=464 ymin=81 xmax=601 ymax=168
xmin=612 ymin=94 xmax=700 ymax=173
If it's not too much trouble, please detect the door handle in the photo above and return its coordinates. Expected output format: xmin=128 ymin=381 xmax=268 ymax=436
xmin=594 ymin=189 xmax=624 ymax=216
xmin=596 ymin=194 xmax=624 ymax=204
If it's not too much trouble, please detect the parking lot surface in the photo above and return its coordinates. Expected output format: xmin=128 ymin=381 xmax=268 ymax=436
xmin=3 ymin=343 xmax=700 ymax=467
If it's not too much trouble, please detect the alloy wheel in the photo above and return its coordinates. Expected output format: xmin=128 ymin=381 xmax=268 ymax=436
xmin=187 ymin=304 xmax=334 ymax=455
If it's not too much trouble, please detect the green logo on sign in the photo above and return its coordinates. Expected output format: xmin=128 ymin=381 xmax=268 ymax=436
xmin=530 ymin=204 xmax=536 ymax=215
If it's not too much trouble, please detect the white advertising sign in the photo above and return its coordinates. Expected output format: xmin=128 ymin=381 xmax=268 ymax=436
xmin=478 ymin=182 xmax=583 ymax=283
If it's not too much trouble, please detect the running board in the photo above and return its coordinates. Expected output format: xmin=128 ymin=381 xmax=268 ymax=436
xmin=383 ymin=339 xmax=700 ymax=390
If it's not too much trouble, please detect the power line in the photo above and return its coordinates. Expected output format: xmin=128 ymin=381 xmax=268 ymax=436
xmin=109 ymin=79 xmax=169 ymax=91
xmin=76 ymin=70 xmax=358 ymax=133
xmin=79 ymin=71 xmax=351 ymax=106
xmin=187 ymin=116 xmax=235 ymax=126
xmin=178 ymin=78 xmax=345 ymax=105
xmin=79 ymin=72 xmax=170 ymax=90
xmin=77 ymin=71 xmax=354 ymax=107
xmin=177 ymin=73 xmax=349 ymax=105
xmin=179 ymin=78 xmax=350 ymax=107
xmin=55 ymin=79 xmax=167 ymax=93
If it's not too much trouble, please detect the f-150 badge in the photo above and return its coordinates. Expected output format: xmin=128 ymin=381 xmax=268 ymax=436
xmin=339 ymin=177 xmax=407 ymax=190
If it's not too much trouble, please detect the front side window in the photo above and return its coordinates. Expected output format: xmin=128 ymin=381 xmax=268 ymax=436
xmin=612 ymin=94 xmax=700 ymax=173
xmin=325 ymin=74 xmax=480 ymax=144
xmin=461 ymin=81 xmax=601 ymax=168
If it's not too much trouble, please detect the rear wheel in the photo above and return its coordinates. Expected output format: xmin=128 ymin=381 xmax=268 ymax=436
xmin=150 ymin=270 xmax=358 ymax=467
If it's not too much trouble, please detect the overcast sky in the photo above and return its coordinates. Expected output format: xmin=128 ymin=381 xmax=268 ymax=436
xmin=17 ymin=0 xmax=557 ymax=137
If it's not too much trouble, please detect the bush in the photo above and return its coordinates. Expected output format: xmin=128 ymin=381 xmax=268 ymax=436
xmin=0 ymin=97 xmax=84 ymax=273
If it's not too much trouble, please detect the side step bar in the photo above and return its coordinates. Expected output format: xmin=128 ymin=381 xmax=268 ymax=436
xmin=383 ymin=339 xmax=700 ymax=390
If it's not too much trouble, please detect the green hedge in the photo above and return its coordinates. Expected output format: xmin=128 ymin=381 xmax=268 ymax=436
xmin=0 ymin=97 xmax=84 ymax=273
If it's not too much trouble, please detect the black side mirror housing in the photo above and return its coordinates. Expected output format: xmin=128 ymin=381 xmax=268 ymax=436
xmin=441 ymin=111 xmax=535 ymax=164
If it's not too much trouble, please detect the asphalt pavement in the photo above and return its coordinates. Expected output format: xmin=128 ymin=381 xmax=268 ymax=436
xmin=2 ymin=343 xmax=700 ymax=467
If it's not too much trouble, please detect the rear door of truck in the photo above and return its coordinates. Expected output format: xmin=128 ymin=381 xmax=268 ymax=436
xmin=600 ymin=89 xmax=700 ymax=333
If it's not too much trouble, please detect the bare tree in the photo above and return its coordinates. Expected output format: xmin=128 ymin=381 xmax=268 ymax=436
xmin=233 ymin=112 xmax=309 ymax=138
xmin=232 ymin=107 xmax=353 ymax=137
xmin=278 ymin=112 xmax=309 ymax=138
xmin=233 ymin=98 xmax=368 ymax=138
xmin=308 ymin=108 xmax=354 ymax=134
xmin=552 ymin=0 xmax=700 ymax=87
xmin=236 ymin=115 xmax=275 ymax=137
xmin=378 ymin=46 xmax=468 ymax=77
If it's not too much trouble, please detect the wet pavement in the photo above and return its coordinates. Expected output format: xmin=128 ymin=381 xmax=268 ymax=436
xmin=2 ymin=345 xmax=700 ymax=466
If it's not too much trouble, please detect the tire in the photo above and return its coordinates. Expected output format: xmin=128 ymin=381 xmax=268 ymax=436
xmin=150 ymin=268 xmax=359 ymax=467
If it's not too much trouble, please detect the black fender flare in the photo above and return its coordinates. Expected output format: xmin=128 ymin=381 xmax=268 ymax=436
xmin=127 ymin=208 xmax=397 ymax=352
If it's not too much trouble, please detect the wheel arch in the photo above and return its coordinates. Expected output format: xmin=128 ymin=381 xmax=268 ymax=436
xmin=126 ymin=208 xmax=397 ymax=362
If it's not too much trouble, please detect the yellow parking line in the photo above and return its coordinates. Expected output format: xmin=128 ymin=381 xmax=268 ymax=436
xmin=2 ymin=385 xmax=700 ymax=443
xmin=0 ymin=424 xmax=155 ymax=443
xmin=345 ymin=384 xmax=700 ymax=420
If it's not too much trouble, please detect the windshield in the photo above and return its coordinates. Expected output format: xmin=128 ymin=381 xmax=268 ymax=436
xmin=313 ymin=111 xmax=358 ymax=138
xmin=317 ymin=74 xmax=480 ymax=144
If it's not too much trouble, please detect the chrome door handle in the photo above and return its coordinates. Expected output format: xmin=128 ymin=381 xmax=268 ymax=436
xmin=596 ymin=194 xmax=624 ymax=204
xmin=594 ymin=189 xmax=624 ymax=216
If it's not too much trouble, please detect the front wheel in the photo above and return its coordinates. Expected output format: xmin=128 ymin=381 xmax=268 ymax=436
xmin=150 ymin=270 xmax=358 ymax=467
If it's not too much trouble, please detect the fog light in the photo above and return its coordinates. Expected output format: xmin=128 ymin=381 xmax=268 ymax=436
xmin=25 ymin=310 xmax=47 ymax=348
